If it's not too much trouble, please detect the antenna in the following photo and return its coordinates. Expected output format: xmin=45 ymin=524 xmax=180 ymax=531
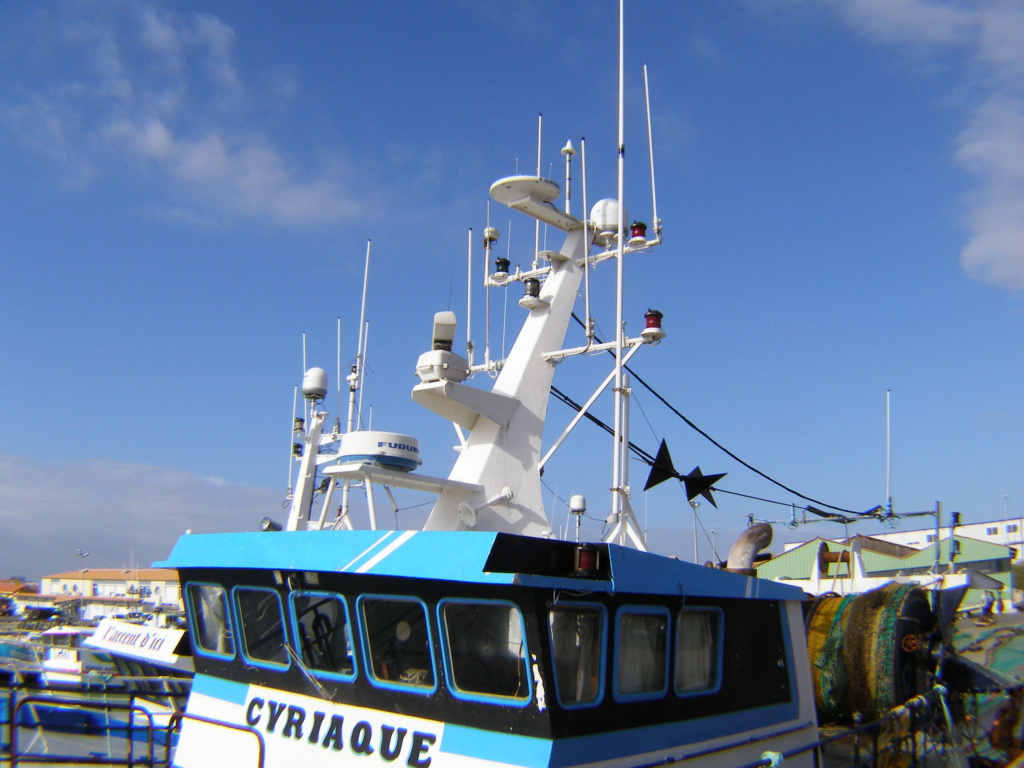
xmin=336 ymin=318 xmax=342 ymax=427
xmin=643 ymin=64 xmax=662 ymax=242
xmin=341 ymin=241 xmax=372 ymax=521
xmin=483 ymin=213 xmax=494 ymax=373
xmin=349 ymin=240 xmax=371 ymax=431
xmin=533 ymin=113 xmax=542 ymax=270
xmin=466 ymin=228 xmax=474 ymax=369
xmin=580 ymin=136 xmax=593 ymax=343
xmin=357 ymin=321 xmax=370 ymax=426
xmin=610 ymin=0 xmax=628 ymax=535
xmin=886 ymin=389 xmax=892 ymax=515
xmin=288 ymin=385 xmax=298 ymax=494
xmin=535 ymin=112 xmax=542 ymax=178
xmin=561 ymin=140 xmax=576 ymax=216
xmin=302 ymin=332 xmax=308 ymax=420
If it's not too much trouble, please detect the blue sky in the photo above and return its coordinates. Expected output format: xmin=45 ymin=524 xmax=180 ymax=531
xmin=2 ymin=1 xmax=1022 ymax=581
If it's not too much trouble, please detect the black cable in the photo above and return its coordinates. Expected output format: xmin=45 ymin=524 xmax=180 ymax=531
xmin=564 ymin=312 xmax=862 ymax=516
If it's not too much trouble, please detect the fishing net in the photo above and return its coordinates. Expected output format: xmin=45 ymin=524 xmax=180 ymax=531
xmin=806 ymin=583 xmax=935 ymax=722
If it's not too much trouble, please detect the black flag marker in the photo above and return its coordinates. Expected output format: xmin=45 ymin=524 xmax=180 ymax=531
xmin=643 ymin=439 xmax=677 ymax=491
xmin=681 ymin=465 xmax=726 ymax=508
xmin=643 ymin=440 xmax=726 ymax=507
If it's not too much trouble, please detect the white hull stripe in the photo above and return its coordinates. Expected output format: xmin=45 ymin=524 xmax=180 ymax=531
xmin=356 ymin=529 xmax=418 ymax=573
xmin=342 ymin=531 xmax=399 ymax=572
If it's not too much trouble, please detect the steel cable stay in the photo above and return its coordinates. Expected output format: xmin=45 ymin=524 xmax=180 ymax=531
xmin=555 ymin=312 xmax=881 ymax=521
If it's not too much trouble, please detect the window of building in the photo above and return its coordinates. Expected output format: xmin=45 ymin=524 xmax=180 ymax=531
xmin=235 ymin=587 xmax=288 ymax=667
xmin=674 ymin=608 xmax=721 ymax=695
xmin=548 ymin=604 xmax=605 ymax=708
xmin=614 ymin=607 xmax=669 ymax=700
xmin=291 ymin=591 xmax=354 ymax=679
xmin=926 ymin=534 xmax=937 ymax=543
xmin=187 ymin=583 xmax=234 ymax=657
xmin=1007 ymin=524 xmax=1018 ymax=534
xmin=360 ymin=596 xmax=435 ymax=690
xmin=440 ymin=600 xmax=529 ymax=702
xmin=987 ymin=527 xmax=998 ymax=536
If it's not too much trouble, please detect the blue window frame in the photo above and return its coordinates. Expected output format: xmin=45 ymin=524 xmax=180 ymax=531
xmin=674 ymin=607 xmax=723 ymax=696
xmin=233 ymin=586 xmax=289 ymax=670
xmin=358 ymin=595 xmax=436 ymax=694
xmin=613 ymin=605 xmax=669 ymax=701
xmin=438 ymin=598 xmax=531 ymax=705
xmin=185 ymin=582 xmax=235 ymax=660
xmin=289 ymin=591 xmax=356 ymax=681
xmin=547 ymin=602 xmax=606 ymax=708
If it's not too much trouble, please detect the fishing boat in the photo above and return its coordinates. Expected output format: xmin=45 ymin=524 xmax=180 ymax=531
xmin=144 ymin=9 xmax=1016 ymax=768
xmin=25 ymin=626 xmax=119 ymax=687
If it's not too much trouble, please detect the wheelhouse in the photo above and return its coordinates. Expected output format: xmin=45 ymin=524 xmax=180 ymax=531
xmin=165 ymin=530 xmax=808 ymax=755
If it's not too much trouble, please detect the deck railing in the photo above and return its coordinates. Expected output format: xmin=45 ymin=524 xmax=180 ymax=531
xmin=1 ymin=671 xmax=187 ymax=768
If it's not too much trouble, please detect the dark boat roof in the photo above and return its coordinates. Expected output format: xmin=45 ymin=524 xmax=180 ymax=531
xmin=157 ymin=529 xmax=801 ymax=601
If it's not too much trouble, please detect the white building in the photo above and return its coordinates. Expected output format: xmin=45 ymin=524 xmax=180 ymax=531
xmin=37 ymin=568 xmax=183 ymax=625
xmin=867 ymin=516 xmax=1023 ymax=560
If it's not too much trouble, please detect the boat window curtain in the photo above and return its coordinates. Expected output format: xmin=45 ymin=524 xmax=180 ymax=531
xmin=616 ymin=611 xmax=667 ymax=696
xmin=674 ymin=609 xmax=717 ymax=693
xmin=548 ymin=605 xmax=603 ymax=706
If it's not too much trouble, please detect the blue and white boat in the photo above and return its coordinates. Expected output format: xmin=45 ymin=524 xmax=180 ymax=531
xmin=151 ymin=9 xmax=1003 ymax=768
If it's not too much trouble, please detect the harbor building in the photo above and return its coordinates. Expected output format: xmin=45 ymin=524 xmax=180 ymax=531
xmin=34 ymin=568 xmax=184 ymax=626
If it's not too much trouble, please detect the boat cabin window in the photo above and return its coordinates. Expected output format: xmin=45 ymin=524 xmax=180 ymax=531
xmin=614 ymin=606 xmax=669 ymax=700
xmin=235 ymin=587 xmax=289 ymax=668
xmin=674 ymin=608 xmax=721 ymax=695
xmin=186 ymin=583 xmax=234 ymax=658
xmin=360 ymin=596 xmax=435 ymax=691
xmin=291 ymin=591 xmax=354 ymax=679
xmin=547 ymin=604 xmax=605 ymax=708
xmin=440 ymin=599 xmax=530 ymax=703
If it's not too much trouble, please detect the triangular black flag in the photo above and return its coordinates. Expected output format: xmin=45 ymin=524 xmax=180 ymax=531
xmin=681 ymin=466 xmax=726 ymax=508
xmin=643 ymin=439 xmax=677 ymax=491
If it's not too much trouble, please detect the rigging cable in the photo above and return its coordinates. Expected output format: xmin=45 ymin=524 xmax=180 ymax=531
xmin=556 ymin=312 xmax=863 ymax=516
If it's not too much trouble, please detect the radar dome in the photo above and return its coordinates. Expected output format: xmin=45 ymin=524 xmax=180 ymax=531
xmin=302 ymin=367 xmax=329 ymax=400
xmin=589 ymin=199 xmax=628 ymax=246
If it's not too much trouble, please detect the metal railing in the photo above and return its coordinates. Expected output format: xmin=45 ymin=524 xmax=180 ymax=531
xmin=1 ymin=673 xmax=185 ymax=768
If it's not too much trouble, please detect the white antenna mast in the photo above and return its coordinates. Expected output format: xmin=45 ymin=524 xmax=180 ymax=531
xmin=341 ymin=241 xmax=372 ymax=521
xmin=336 ymin=317 xmax=342 ymax=428
xmin=302 ymin=332 xmax=309 ymax=421
xmin=580 ymin=137 xmax=593 ymax=343
xmin=643 ymin=65 xmax=662 ymax=244
xmin=886 ymin=389 xmax=892 ymax=515
xmin=466 ymin=228 xmax=474 ymax=369
xmin=561 ymin=140 xmax=576 ymax=216
xmin=482 ymin=203 xmax=495 ymax=374
xmin=533 ymin=113 xmax=542 ymax=270
xmin=610 ymin=0 xmax=627 ymax=534
xmin=350 ymin=240 xmax=371 ymax=431
xmin=288 ymin=385 xmax=299 ymax=494
xmin=357 ymin=321 xmax=370 ymax=426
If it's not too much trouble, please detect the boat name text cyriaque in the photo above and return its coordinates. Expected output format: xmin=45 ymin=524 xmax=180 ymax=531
xmin=379 ymin=441 xmax=419 ymax=453
xmin=246 ymin=696 xmax=437 ymax=767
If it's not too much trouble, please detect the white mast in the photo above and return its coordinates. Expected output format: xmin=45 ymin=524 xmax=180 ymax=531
xmin=643 ymin=65 xmax=662 ymax=245
xmin=886 ymin=388 xmax=892 ymax=515
xmin=466 ymin=229 xmax=474 ymax=369
xmin=341 ymin=241 xmax=372 ymax=523
xmin=610 ymin=0 xmax=629 ymax=541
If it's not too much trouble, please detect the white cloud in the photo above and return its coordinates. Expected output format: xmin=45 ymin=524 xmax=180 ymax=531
xmin=0 ymin=3 xmax=362 ymax=228
xmin=830 ymin=0 xmax=976 ymax=47
xmin=828 ymin=0 xmax=1024 ymax=292
xmin=0 ymin=455 xmax=279 ymax=581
